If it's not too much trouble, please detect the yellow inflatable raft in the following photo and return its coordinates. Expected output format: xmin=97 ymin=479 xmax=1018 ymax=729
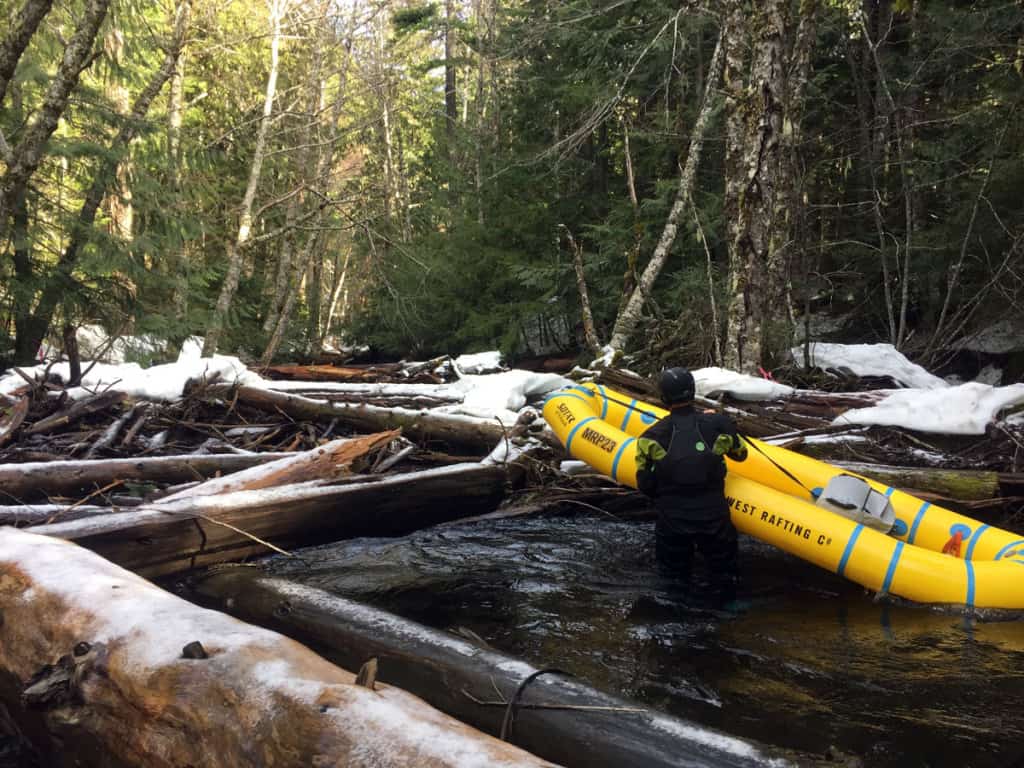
xmin=543 ymin=384 xmax=1024 ymax=609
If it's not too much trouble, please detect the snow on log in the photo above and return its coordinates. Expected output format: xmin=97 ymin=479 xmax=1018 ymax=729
xmin=792 ymin=342 xmax=948 ymax=389
xmin=192 ymin=570 xmax=788 ymax=768
xmin=833 ymin=382 xmax=1024 ymax=435
xmin=0 ymin=452 xmax=295 ymax=501
xmin=230 ymin=385 xmax=555 ymax=452
xmin=158 ymin=431 xmax=398 ymax=502
xmin=30 ymin=463 xmax=508 ymax=577
xmin=0 ymin=529 xmax=554 ymax=768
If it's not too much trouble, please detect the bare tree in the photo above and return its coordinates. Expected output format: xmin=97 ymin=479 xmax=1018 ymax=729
xmin=203 ymin=0 xmax=288 ymax=357
xmin=608 ymin=18 xmax=728 ymax=352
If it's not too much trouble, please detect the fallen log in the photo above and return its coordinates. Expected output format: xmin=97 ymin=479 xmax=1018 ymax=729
xmin=191 ymin=570 xmax=783 ymax=768
xmin=25 ymin=390 xmax=127 ymax=436
xmin=0 ymin=452 xmax=295 ymax=502
xmin=0 ymin=504 xmax=114 ymax=527
xmin=31 ymin=463 xmax=509 ymax=577
xmin=0 ymin=530 xmax=552 ymax=768
xmin=263 ymin=363 xmax=403 ymax=381
xmin=832 ymin=461 xmax=1010 ymax=502
xmin=0 ymin=397 xmax=28 ymax=448
xmin=229 ymin=385 xmax=552 ymax=453
xmin=158 ymin=431 xmax=398 ymax=502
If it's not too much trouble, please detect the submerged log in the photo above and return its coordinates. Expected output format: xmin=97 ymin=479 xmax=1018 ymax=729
xmin=191 ymin=570 xmax=782 ymax=768
xmin=31 ymin=463 xmax=508 ymax=577
xmin=0 ymin=530 xmax=552 ymax=768
xmin=0 ymin=452 xmax=294 ymax=501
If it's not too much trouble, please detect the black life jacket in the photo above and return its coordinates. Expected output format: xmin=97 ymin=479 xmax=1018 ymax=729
xmin=654 ymin=412 xmax=726 ymax=491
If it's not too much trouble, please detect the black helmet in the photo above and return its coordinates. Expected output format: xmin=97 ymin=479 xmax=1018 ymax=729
xmin=659 ymin=367 xmax=695 ymax=405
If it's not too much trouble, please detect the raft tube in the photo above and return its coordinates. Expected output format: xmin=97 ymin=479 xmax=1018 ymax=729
xmin=543 ymin=384 xmax=1024 ymax=609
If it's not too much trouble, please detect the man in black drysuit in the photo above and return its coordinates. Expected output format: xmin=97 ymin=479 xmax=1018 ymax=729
xmin=636 ymin=367 xmax=748 ymax=606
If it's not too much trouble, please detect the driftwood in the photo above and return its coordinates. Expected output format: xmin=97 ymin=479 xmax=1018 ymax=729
xmin=263 ymin=363 xmax=406 ymax=382
xmin=192 ymin=570 xmax=782 ymax=768
xmin=0 ymin=530 xmax=552 ymax=768
xmin=0 ymin=452 xmax=295 ymax=502
xmin=158 ymin=431 xmax=399 ymax=502
xmin=31 ymin=463 xmax=509 ymax=577
xmin=229 ymin=385 xmax=551 ymax=453
xmin=833 ymin=461 xmax=1024 ymax=502
xmin=0 ymin=397 xmax=28 ymax=448
xmin=24 ymin=390 xmax=127 ymax=436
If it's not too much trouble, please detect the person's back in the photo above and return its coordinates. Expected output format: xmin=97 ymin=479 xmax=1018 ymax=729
xmin=636 ymin=367 xmax=747 ymax=605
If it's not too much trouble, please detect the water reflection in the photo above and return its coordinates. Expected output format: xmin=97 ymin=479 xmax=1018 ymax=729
xmin=266 ymin=515 xmax=1024 ymax=766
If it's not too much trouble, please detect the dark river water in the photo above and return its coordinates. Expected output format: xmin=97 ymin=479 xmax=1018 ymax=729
xmin=264 ymin=514 xmax=1024 ymax=768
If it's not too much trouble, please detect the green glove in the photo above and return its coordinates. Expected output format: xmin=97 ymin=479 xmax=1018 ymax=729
xmin=636 ymin=438 xmax=666 ymax=472
xmin=712 ymin=434 xmax=734 ymax=456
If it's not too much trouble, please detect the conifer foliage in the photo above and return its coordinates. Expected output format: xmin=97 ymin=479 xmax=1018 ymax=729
xmin=0 ymin=0 xmax=1021 ymax=370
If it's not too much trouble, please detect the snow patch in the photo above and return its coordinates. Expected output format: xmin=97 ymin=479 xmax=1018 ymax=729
xmin=0 ymin=355 xmax=261 ymax=402
xmin=834 ymin=382 xmax=1024 ymax=435
xmin=694 ymin=367 xmax=795 ymax=401
xmin=794 ymin=343 xmax=947 ymax=389
xmin=454 ymin=351 xmax=504 ymax=374
xmin=440 ymin=370 xmax=570 ymax=422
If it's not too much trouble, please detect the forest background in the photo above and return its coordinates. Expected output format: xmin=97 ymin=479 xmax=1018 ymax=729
xmin=1 ymin=0 xmax=1022 ymax=379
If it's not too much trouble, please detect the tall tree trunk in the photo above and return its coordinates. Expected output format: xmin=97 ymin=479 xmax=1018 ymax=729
xmin=261 ymin=8 xmax=354 ymax=364
xmin=168 ymin=45 xmax=188 ymax=320
xmin=0 ymin=0 xmax=55 ymax=108
xmin=608 ymin=22 xmax=728 ymax=352
xmin=203 ymin=0 xmax=285 ymax=357
xmin=0 ymin=0 xmax=111 ymax=236
xmin=323 ymin=248 xmax=352 ymax=341
xmin=722 ymin=0 xmax=792 ymax=373
xmin=444 ymin=0 xmax=458 ymax=142
xmin=562 ymin=227 xmax=600 ymax=354
xmin=14 ymin=0 xmax=191 ymax=365
xmin=264 ymin=35 xmax=324 ymax=335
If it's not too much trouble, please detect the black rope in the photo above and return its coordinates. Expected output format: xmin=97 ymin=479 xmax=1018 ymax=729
xmin=737 ymin=434 xmax=817 ymax=498
xmin=500 ymin=667 xmax=573 ymax=742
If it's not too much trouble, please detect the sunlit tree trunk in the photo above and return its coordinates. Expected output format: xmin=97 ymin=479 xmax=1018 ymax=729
xmin=0 ymin=0 xmax=111 ymax=243
xmin=14 ymin=0 xmax=190 ymax=364
xmin=608 ymin=21 xmax=728 ymax=352
xmin=0 ymin=0 xmax=55 ymax=109
xmin=168 ymin=43 xmax=188 ymax=320
xmin=723 ymin=0 xmax=816 ymax=373
xmin=203 ymin=0 xmax=285 ymax=357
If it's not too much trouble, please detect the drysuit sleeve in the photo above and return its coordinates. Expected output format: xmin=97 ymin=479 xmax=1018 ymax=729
xmin=635 ymin=421 xmax=669 ymax=496
xmin=717 ymin=416 xmax=748 ymax=462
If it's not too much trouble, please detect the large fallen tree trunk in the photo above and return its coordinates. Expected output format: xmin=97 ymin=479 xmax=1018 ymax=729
xmin=228 ymin=385 xmax=554 ymax=453
xmin=0 ymin=530 xmax=553 ymax=768
xmin=191 ymin=570 xmax=781 ymax=768
xmin=30 ymin=463 xmax=509 ymax=577
xmin=832 ymin=461 xmax=1024 ymax=502
xmin=159 ymin=431 xmax=398 ymax=502
xmin=0 ymin=452 xmax=295 ymax=501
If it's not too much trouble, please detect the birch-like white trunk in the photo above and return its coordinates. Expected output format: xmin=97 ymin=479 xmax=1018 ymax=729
xmin=607 ymin=24 xmax=727 ymax=352
xmin=203 ymin=0 xmax=285 ymax=357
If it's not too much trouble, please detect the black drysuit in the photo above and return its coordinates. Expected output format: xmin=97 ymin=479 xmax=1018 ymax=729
xmin=636 ymin=405 xmax=746 ymax=603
